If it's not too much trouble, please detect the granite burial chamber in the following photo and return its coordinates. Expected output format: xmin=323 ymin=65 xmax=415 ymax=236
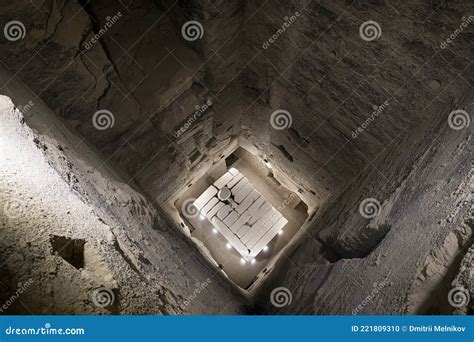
xmin=0 ymin=0 xmax=472 ymax=315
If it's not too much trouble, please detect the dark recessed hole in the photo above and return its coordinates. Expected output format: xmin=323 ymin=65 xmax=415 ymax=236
xmin=50 ymin=235 xmax=85 ymax=270
xmin=189 ymin=149 xmax=201 ymax=164
xmin=205 ymin=137 xmax=217 ymax=149
xmin=274 ymin=144 xmax=294 ymax=162
xmin=167 ymin=145 xmax=176 ymax=154
xmin=267 ymin=171 xmax=281 ymax=186
xmin=288 ymin=128 xmax=310 ymax=148
xmin=295 ymin=201 xmax=308 ymax=213
xmin=225 ymin=153 xmax=239 ymax=167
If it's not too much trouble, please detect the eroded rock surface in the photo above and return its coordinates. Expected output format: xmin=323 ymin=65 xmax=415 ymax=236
xmin=0 ymin=0 xmax=472 ymax=314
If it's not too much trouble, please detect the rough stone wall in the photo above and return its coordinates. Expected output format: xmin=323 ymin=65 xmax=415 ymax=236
xmin=162 ymin=0 xmax=245 ymax=91
xmin=1 ymin=1 xmax=471 ymax=206
xmin=0 ymin=0 xmax=243 ymax=205
xmin=0 ymin=0 xmax=138 ymax=145
xmin=1 ymin=0 xmax=472 ymax=315
xmin=240 ymin=0 xmax=473 ymax=208
xmin=450 ymin=229 xmax=474 ymax=315
xmin=0 ymin=68 xmax=247 ymax=314
xmin=257 ymin=92 xmax=473 ymax=314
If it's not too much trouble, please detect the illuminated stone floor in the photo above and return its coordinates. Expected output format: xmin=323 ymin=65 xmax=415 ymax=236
xmin=175 ymin=150 xmax=308 ymax=289
xmin=193 ymin=167 xmax=288 ymax=263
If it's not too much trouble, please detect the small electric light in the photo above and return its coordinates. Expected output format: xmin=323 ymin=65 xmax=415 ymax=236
xmin=263 ymin=245 xmax=269 ymax=252
xmin=278 ymin=230 xmax=284 ymax=236
xmin=199 ymin=214 xmax=205 ymax=221
xmin=240 ymin=258 xmax=246 ymax=265
xmin=251 ymin=258 xmax=256 ymax=264
xmin=212 ymin=228 xmax=218 ymax=234
xmin=226 ymin=243 xmax=232 ymax=250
